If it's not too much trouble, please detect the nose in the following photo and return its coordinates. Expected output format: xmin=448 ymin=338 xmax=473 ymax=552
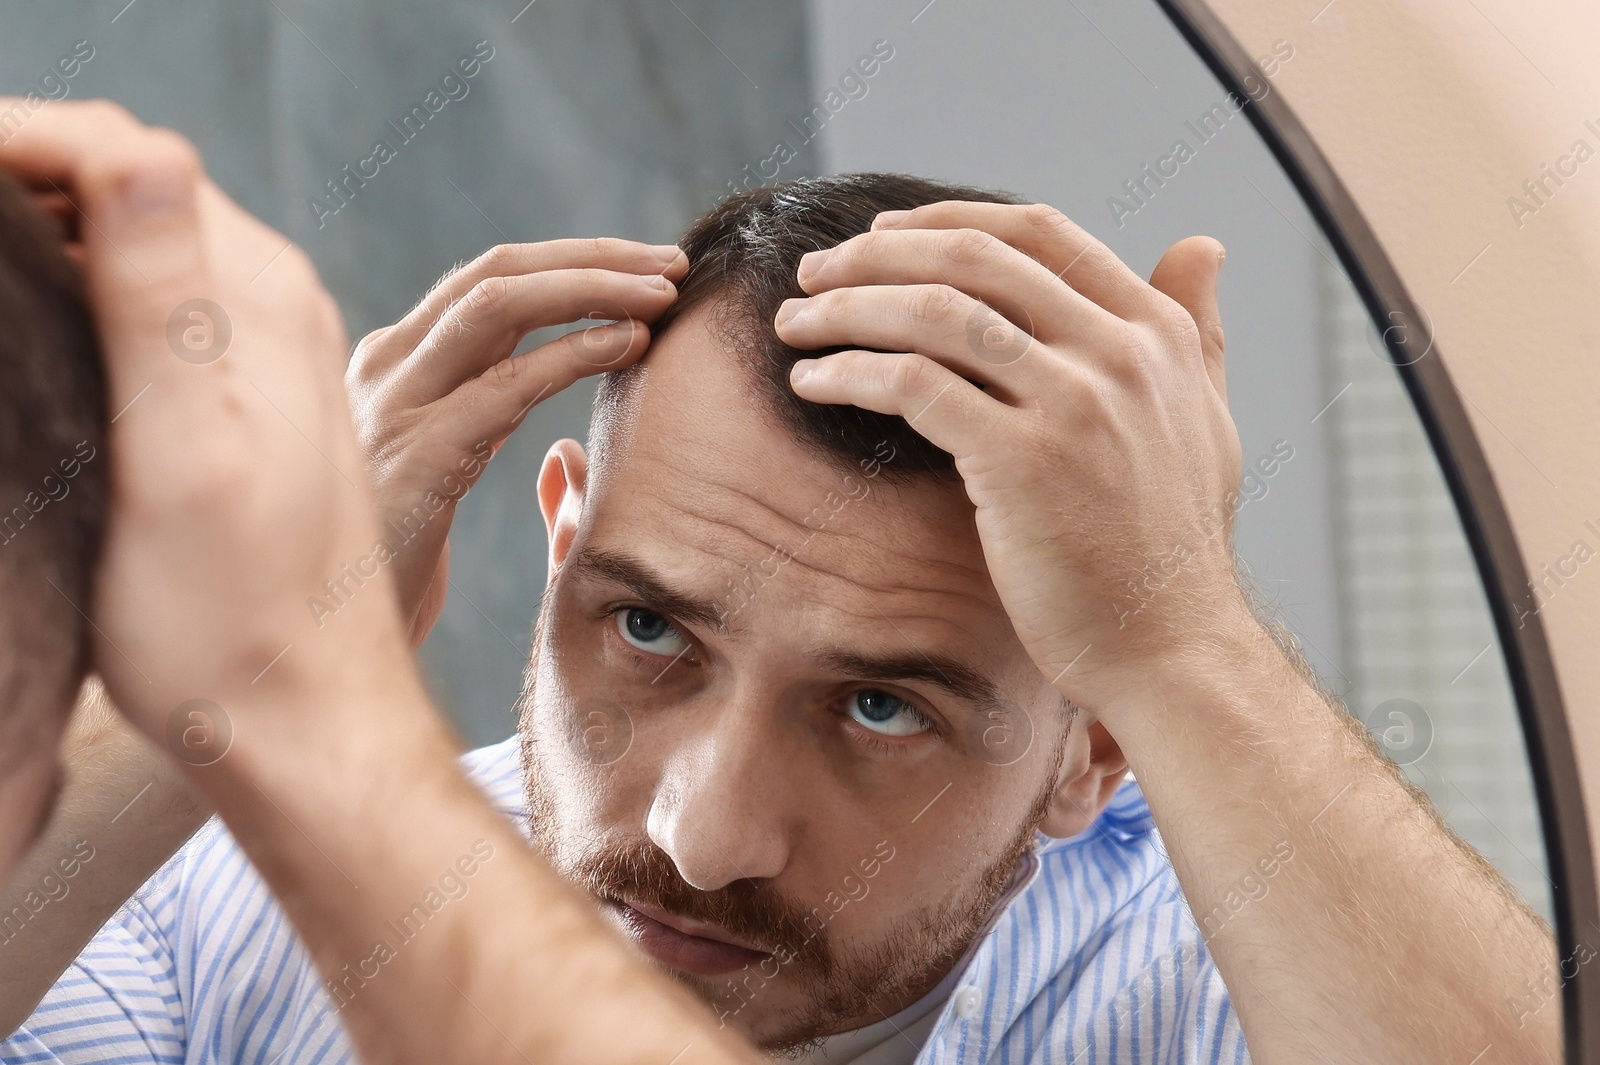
xmin=646 ymin=702 xmax=795 ymax=891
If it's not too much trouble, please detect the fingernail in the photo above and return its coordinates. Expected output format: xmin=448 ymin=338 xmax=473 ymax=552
xmin=797 ymin=248 xmax=831 ymax=282
xmin=873 ymin=210 xmax=910 ymax=229
xmin=651 ymin=244 xmax=683 ymax=261
xmin=775 ymin=298 xmax=807 ymax=326
xmin=646 ymin=273 xmax=674 ymax=290
xmin=790 ymin=359 xmax=818 ymax=386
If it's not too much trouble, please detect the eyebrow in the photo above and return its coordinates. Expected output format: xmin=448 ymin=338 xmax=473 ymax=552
xmin=568 ymin=547 xmax=1008 ymax=711
xmin=818 ymin=649 xmax=1007 ymax=709
xmin=568 ymin=547 xmax=730 ymax=632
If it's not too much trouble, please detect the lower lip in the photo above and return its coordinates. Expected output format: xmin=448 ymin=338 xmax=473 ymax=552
xmin=610 ymin=902 xmax=771 ymax=977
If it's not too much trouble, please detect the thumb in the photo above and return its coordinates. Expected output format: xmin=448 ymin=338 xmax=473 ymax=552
xmin=1148 ymin=235 xmax=1227 ymax=404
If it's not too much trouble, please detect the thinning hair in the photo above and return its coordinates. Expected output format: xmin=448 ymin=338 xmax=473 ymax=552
xmin=0 ymin=170 xmax=106 ymax=759
xmin=591 ymin=172 xmax=1024 ymax=481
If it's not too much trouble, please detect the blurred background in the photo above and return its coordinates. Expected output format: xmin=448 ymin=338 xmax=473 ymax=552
xmin=0 ymin=0 xmax=1552 ymax=919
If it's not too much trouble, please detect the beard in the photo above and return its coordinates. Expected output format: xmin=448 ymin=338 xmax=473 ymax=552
xmin=514 ymin=609 xmax=1065 ymax=1055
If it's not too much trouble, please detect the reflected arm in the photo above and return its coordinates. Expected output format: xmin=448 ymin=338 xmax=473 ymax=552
xmin=1092 ymin=598 xmax=1561 ymax=1065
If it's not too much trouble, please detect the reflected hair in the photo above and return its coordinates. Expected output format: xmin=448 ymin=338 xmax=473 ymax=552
xmin=591 ymin=172 xmax=1024 ymax=481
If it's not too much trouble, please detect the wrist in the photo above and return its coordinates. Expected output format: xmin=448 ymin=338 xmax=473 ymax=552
xmin=1074 ymin=587 xmax=1298 ymax=753
xmin=182 ymin=623 xmax=456 ymax=827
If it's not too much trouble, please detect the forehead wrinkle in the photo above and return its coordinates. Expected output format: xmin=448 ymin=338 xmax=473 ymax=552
xmin=827 ymin=575 xmax=1005 ymax=692
xmin=768 ymin=546 xmax=1001 ymax=631
xmin=683 ymin=478 xmax=994 ymax=593
xmin=629 ymin=486 xmax=800 ymax=565
xmin=678 ymin=494 xmax=1005 ymax=632
xmin=615 ymin=445 xmax=1005 ymax=634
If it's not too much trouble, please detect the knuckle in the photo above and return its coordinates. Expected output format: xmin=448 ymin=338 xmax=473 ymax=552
xmin=143 ymin=127 xmax=203 ymax=175
xmin=470 ymin=243 xmax=523 ymax=280
xmin=821 ymin=235 xmax=857 ymax=272
xmin=354 ymin=326 xmax=389 ymax=358
xmin=88 ymin=125 xmax=204 ymax=205
xmin=909 ymin=285 xmax=962 ymax=329
xmin=85 ymin=97 xmax=137 ymax=128
xmin=942 ymin=227 xmax=996 ymax=267
xmin=1108 ymin=323 xmax=1153 ymax=372
xmin=1157 ymin=301 xmax=1204 ymax=350
xmin=1021 ymin=202 xmax=1072 ymax=237
xmin=344 ymin=346 xmax=370 ymax=388
xmin=485 ymin=352 xmax=527 ymax=390
xmin=462 ymin=275 xmax=510 ymax=319
xmin=888 ymin=353 xmax=934 ymax=396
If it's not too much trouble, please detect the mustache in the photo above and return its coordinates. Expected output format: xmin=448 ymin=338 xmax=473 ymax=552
xmin=570 ymin=839 xmax=836 ymax=978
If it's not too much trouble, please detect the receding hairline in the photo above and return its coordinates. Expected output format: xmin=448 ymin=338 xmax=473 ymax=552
xmin=590 ymin=173 xmax=1028 ymax=484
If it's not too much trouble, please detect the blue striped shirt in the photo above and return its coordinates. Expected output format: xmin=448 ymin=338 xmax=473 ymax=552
xmin=1 ymin=738 xmax=1248 ymax=1064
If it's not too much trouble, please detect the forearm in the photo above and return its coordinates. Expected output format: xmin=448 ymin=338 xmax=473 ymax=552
xmin=1097 ymin=596 xmax=1558 ymax=1065
xmin=0 ymin=681 xmax=209 ymax=1035
xmin=195 ymin=666 xmax=757 ymax=1065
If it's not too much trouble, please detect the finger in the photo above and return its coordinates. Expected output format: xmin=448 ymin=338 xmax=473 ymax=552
xmin=0 ymin=98 xmax=146 ymax=183
xmin=787 ymin=349 xmax=1008 ymax=463
xmin=1147 ymin=235 xmax=1228 ymax=403
xmin=871 ymin=201 xmax=1165 ymax=323
xmin=775 ymin=285 xmax=1040 ymax=404
xmin=383 ymin=269 xmax=676 ymax=405
xmin=434 ymin=318 xmax=651 ymax=452
xmin=377 ymin=239 xmax=688 ymax=360
xmin=66 ymin=131 xmax=208 ymax=362
xmin=795 ymin=226 xmax=1121 ymax=346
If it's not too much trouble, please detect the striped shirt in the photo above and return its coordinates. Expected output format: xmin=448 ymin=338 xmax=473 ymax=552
xmin=1 ymin=738 xmax=1249 ymax=1064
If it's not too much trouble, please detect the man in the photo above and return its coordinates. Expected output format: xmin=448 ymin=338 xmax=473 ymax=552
xmin=4 ymin=155 xmax=1561 ymax=1064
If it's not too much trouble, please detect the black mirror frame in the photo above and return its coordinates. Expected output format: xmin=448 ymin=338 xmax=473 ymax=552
xmin=1152 ymin=1 xmax=1599 ymax=1058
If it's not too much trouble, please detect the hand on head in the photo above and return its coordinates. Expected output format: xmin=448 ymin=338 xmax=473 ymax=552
xmin=346 ymin=238 xmax=686 ymax=641
xmin=0 ymin=99 xmax=410 ymax=772
xmin=776 ymin=201 xmax=1240 ymax=718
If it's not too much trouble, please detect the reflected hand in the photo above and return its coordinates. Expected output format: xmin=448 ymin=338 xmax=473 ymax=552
xmin=346 ymin=239 xmax=688 ymax=642
xmin=774 ymin=201 xmax=1244 ymax=717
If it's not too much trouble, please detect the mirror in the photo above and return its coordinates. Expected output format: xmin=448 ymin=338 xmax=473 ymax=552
xmin=0 ymin=0 xmax=1562 ymax=1059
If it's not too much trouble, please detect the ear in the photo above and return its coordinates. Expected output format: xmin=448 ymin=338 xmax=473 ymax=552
xmin=537 ymin=438 xmax=589 ymax=580
xmin=1036 ymin=717 xmax=1130 ymax=839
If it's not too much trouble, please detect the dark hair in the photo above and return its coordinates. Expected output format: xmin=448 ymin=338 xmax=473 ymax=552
xmin=593 ymin=172 xmax=1023 ymax=480
xmin=0 ymin=171 xmax=106 ymax=755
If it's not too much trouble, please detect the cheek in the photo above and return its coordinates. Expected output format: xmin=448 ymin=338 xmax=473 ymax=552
xmin=525 ymin=670 xmax=667 ymax=848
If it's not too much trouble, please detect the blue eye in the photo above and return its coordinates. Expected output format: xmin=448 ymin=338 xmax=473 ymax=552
xmin=847 ymin=689 xmax=932 ymax=738
xmin=615 ymin=608 xmax=688 ymax=657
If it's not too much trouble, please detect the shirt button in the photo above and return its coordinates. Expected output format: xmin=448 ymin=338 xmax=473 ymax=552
xmin=953 ymin=985 xmax=982 ymax=1020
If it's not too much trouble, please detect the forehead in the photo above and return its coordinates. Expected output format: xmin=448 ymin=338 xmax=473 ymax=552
xmin=581 ymin=308 xmax=1013 ymax=652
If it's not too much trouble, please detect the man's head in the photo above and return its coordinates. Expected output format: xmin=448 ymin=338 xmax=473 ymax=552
xmin=518 ymin=174 xmax=1128 ymax=1052
xmin=0 ymin=171 xmax=106 ymax=875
